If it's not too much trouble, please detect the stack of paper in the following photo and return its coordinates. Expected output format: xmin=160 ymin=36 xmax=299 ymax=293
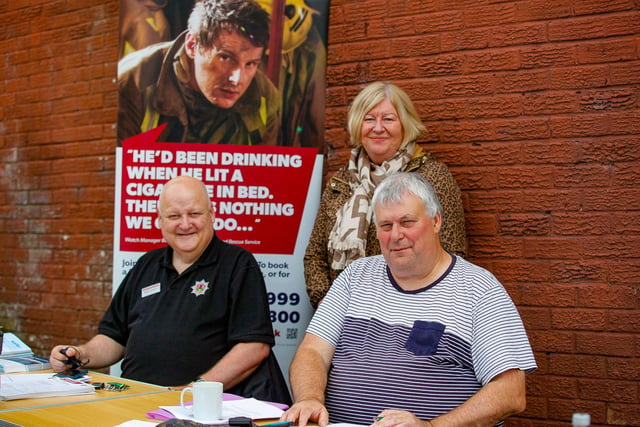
xmin=148 ymin=394 xmax=286 ymax=423
xmin=0 ymin=354 xmax=51 ymax=373
xmin=1 ymin=332 xmax=33 ymax=357
xmin=0 ymin=373 xmax=96 ymax=400
xmin=0 ymin=332 xmax=51 ymax=373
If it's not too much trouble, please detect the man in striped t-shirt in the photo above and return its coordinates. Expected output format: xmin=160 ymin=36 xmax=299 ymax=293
xmin=280 ymin=172 xmax=536 ymax=427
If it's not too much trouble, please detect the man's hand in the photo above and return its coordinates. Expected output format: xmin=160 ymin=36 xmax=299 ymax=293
xmin=372 ymin=410 xmax=432 ymax=427
xmin=280 ymin=398 xmax=329 ymax=427
xmin=49 ymin=345 xmax=82 ymax=372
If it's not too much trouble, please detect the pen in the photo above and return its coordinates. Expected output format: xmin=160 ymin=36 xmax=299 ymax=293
xmin=262 ymin=422 xmax=293 ymax=427
xmin=374 ymin=416 xmax=384 ymax=422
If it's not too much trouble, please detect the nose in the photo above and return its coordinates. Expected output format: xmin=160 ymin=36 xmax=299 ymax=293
xmin=229 ymin=68 xmax=241 ymax=85
xmin=178 ymin=214 xmax=191 ymax=228
xmin=390 ymin=223 xmax=404 ymax=240
xmin=372 ymin=118 xmax=384 ymax=132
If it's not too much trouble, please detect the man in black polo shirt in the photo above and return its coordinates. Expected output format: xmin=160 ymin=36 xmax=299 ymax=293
xmin=50 ymin=175 xmax=290 ymax=404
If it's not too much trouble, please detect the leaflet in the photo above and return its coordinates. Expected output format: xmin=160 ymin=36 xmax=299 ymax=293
xmin=0 ymin=373 xmax=96 ymax=400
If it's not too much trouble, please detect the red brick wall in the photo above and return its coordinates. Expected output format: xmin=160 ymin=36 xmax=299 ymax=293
xmin=0 ymin=0 xmax=638 ymax=425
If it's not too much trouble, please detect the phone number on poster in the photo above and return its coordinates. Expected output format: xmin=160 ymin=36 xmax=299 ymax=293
xmin=268 ymin=292 xmax=301 ymax=323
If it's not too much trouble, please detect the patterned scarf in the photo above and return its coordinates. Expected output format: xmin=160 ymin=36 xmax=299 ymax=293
xmin=328 ymin=142 xmax=416 ymax=270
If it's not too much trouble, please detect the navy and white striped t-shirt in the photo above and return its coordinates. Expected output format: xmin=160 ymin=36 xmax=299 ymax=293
xmin=307 ymin=254 xmax=537 ymax=425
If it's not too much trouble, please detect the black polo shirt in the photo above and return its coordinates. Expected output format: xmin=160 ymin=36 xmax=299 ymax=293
xmin=99 ymin=235 xmax=274 ymax=387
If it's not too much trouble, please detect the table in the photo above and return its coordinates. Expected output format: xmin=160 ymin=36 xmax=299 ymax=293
xmin=0 ymin=371 xmax=180 ymax=426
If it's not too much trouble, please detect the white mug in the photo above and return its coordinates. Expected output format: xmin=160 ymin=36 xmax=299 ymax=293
xmin=180 ymin=381 xmax=223 ymax=422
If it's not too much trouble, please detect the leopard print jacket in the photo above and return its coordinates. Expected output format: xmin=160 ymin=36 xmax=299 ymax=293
xmin=303 ymin=147 xmax=467 ymax=308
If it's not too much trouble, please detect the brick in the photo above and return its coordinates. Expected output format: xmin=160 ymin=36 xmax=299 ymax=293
xmin=457 ymin=169 xmax=498 ymax=189
xmin=580 ymin=135 xmax=640 ymax=162
xmin=468 ymin=236 xmax=523 ymax=257
xmin=465 ymin=213 xmax=498 ymax=236
xmin=551 ymin=308 xmax=607 ymax=330
xmin=529 ymin=330 xmax=575 ymax=353
xmin=465 ymin=49 xmax=521 ymax=73
xmin=390 ymin=34 xmax=441 ymax=58
xmin=490 ymin=23 xmax=547 ymax=47
xmin=436 ymin=119 xmax=495 ymax=142
xmin=416 ymin=54 xmax=466 ymax=78
xmin=551 ymin=113 xmax=635 ymax=138
xmin=467 ymin=142 xmax=521 ymax=165
xmin=325 ymin=62 xmax=368 ymax=84
xmin=442 ymin=74 xmax=496 ymax=97
xmin=609 ymin=60 xmax=640 ymax=85
xmin=548 ymin=13 xmax=640 ymax=41
xmin=523 ymin=91 xmax=580 ymax=115
xmin=579 ymin=378 xmax=638 ymax=402
xmin=607 ymin=309 xmax=640 ymax=333
xmin=521 ymin=45 xmax=577 ymax=68
xmin=553 ymin=213 xmax=612 ymax=236
xmin=367 ymin=17 xmax=418 ymax=39
xmin=582 ymin=236 xmax=640 ymax=258
xmin=515 ymin=0 xmax=573 ymax=21
xmin=521 ymin=139 xmax=581 ymax=164
xmin=607 ymin=261 xmax=640 ymax=287
xmin=573 ymin=0 xmax=637 ymax=15
xmin=467 ymin=189 xmax=526 ymax=211
xmin=500 ymin=165 xmax=556 ymax=188
xmin=607 ymin=403 xmax=640 ymax=426
xmin=369 ymin=60 xmax=414 ymax=81
xmin=464 ymin=3 xmax=518 ymax=28
xmin=519 ymin=284 xmax=577 ymax=307
xmin=575 ymin=332 xmax=636 ymax=357
xmin=579 ymin=88 xmax=636 ymax=112
xmin=417 ymin=98 xmax=467 ymax=121
xmin=441 ymin=27 xmax=492 ymax=52
xmin=492 ymin=260 xmax=551 ymax=283
xmin=463 ymin=95 xmax=524 ymax=119
xmin=403 ymin=80 xmax=445 ymax=102
xmin=583 ymin=187 xmax=640 ymax=211
xmin=607 ymin=357 xmax=640 ymax=381
xmin=548 ymin=353 xmax=607 ymax=378
xmin=519 ymin=306 xmax=552 ymax=330
xmin=498 ymin=213 xmax=551 ymax=236
xmin=549 ymin=261 xmax=608 ymax=283
xmin=497 ymin=68 xmax=553 ymax=93
xmin=550 ymin=64 xmax=610 ymax=89
xmin=494 ymin=117 xmax=550 ymax=141
xmin=577 ymin=38 xmax=637 ymax=64
xmin=555 ymin=164 xmax=612 ymax=188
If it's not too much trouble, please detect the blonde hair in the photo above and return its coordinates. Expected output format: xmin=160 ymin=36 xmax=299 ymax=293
xmin=346 ymin=81 xmax=427 ymax=148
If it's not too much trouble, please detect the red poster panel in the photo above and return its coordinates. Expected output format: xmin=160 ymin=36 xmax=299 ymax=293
xmin=119 ymin=127 xmax=317 ymax=254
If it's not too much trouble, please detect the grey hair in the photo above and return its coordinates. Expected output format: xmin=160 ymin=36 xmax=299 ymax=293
xmin=372 ymin=172 xmax=442 ymax=225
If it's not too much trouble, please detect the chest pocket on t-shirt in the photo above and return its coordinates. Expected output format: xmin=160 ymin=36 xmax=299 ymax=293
xmin=405 ymin=320 xmax=445 ymax=356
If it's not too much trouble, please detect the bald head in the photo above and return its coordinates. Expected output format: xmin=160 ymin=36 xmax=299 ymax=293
xmin=158 ymin=176 xmax=215 ymax=270
xmin=159 ymin=175 xmax=211 ymax=213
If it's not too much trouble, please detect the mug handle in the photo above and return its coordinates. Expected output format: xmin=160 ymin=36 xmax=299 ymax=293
xmin=180 ymin=386 xmax=193 ymax=412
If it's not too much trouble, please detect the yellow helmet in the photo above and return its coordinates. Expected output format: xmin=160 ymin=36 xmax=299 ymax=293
xmin=257 ymin=0 xmax=318 ymax=53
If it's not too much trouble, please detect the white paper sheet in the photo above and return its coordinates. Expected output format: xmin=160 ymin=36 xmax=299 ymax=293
xmin=161 ymin=397 xmax=284 ymax=423
xmin=113 ymin=421 xmax=158 ymax=427
xmin=0 ymin=373 xmax=95 ymax=400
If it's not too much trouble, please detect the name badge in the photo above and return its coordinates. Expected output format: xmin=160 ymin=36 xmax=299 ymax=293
xmin=141 ymin=282 xmax=161 ymax=298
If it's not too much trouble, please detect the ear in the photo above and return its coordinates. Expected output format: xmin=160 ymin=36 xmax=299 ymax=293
xmin=433 ymin=213 xmax=443 ymax=233
xmin=184 ymin=33 xmax=197 ymax=59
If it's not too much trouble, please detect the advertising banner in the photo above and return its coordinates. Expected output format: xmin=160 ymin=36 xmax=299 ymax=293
xmin=115 ymin=0 xmax=329 ymax=381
